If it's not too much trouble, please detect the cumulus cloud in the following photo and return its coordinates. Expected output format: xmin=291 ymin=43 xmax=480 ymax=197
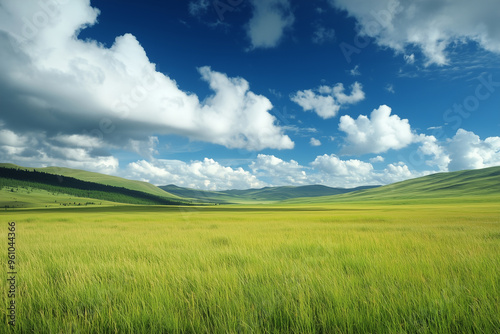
xmin=0 ymin=129 xmax=29 ymax=150
xmin=122 ymin=132 xmax=500 ymax=190
xmin=339 ymin=105 xmax=414 ymax=154
xmin=370 ymin=155 xmax=384 ymax=163
xmin=329 ymin=0 xmax=500 ymax=65
xmin=415 ymin=134 xmax=450 ymax=171
xmin=380 ymin=162 xmax=415 ymax=183
xmin=336 ymin=105 xmax=499 ymax=174
xmin=247 ymin=0 xmax=294 ymax=49
xmin=447 ymin=129 xmax=500 ymax=171
xmin=250 ymin=154 xmax=309 ymax=186
xmin=311 ymin=154 xmax=421 ymax=187
xmin=0 ymin=0 xmax=293 ymax=161
xmin=127 ymin=158 xmax=266 ymax=190
xmin=249 ymin=153 xmax=415 ymax=188
xmin=312 ymin=154 xmax=373 ymax=177
xmin=291 ymin=82 xmax=365 ymax=119
xmin=122 ymin=153 xmax=431 ymax=190
xmin=310 ymin=138 xmax=322 ymax=146
xmin=0 ymin=127 xmax=119 ymax=174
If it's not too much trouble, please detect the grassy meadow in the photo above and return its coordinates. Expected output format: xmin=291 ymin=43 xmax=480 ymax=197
xmin=1 ymin=199 xmax=500 ymax=333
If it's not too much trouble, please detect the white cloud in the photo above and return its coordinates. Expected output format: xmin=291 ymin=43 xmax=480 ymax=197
xmin=310 ymin=138 xmax=322 ymax=146
xmin=291 ymin=82 xmax=365 ymax=119
xmin=310 ymin=155 xmax=421 ymax=187
xmin=247 ymin=154 xmax=425 ymax=188
xmin=370 ymin=155 xmax=384 ymax=163
xmin=447 ymin=129 xmax=500 ymax=171
xmin=247 ymin=0 xmax=294 ymax=49
xmin=120 ymin=153 xmax=431 ymax=190
xmin=0 ymin=127 xmax=119 ymax=174
xmin=0 ymin=129 xmax=29 ymax=148
xmin=250 ymin=154 xmax=309 ymax=186
xmin=0 ymin=0 xmax=293 ymax=155
xmin=312 ymin=154 xmax=373 ymax=177
xmin=312 ymin=25 xmax=335 ymax=44
xmin=329 ymin=0 xmax=500 ymax=65
xmin=339 ymin=105 xmax=414 ymax=154
xmin=415 ymin=134 xmax=450 ymax=171
xmin=52 ymin=134 xmax=103 ymax=149
xmin=380 ymin=162 xmax=415 ymax=183
xmin=127 ymin=158 xmax=266 ymax=190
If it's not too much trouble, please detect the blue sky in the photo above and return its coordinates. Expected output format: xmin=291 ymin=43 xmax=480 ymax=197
xmin=1 ymin=0 xmax=500 ymax=189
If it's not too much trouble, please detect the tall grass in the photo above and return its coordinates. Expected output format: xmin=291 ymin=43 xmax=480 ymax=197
xmin=2 ymin=201 xmax=499 ymax=333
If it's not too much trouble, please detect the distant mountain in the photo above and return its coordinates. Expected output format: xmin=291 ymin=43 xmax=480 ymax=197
xmin=160 ymin=184 xmax=380 ymax=203
xmin=4 ymin=162 xmax=498 ymax=208
xmin=282 ymin=166 xmax=500 ymax=204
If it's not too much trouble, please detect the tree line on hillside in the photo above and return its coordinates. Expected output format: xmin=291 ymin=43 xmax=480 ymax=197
xmin=0 ymin=167 xmax=187 ymax=205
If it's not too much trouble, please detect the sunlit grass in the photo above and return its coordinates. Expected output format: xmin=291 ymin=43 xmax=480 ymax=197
xmin=1 ymin=201 xmax=499 ymax=333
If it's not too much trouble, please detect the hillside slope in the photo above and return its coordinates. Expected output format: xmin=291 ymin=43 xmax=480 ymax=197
xmin=283 ymin=166 xmax=500 ymax=204
xmin=0 ymin=167 xmax=190 ymax=207
xmin=0 ymin=163 xmax=179 ymax=200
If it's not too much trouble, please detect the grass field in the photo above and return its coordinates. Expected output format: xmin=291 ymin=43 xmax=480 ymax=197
xmin=2 ymin=198 xmax=499 ymax=333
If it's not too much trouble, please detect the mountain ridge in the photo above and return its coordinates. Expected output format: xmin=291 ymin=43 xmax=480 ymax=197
xmin=160 ymin=184 xmax=380 ymax=203
xmin=2 ymin=163 xmax=500 ymax=206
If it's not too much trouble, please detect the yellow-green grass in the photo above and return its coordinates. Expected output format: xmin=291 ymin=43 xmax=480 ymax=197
xmin=1 ymin=201 xmax=499 ymax=333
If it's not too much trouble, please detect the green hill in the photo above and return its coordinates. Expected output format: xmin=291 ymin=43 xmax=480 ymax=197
xmin=160 ymin=184 xmax=379 ymax=203
xmin=0 ymin=163 xmax=179 ymax=200
xmin=0 ymin=166 xmax=191 ymax=207
xmin=282 ymin=166 xmax=500 ymax=204
xmin=4 ymin=162 xmax=499 ymax=208
xmin=0 ymin=186 xmax=119 ymax=209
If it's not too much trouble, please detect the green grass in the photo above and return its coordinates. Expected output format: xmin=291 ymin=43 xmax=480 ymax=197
xmin=1 ymin=199 xmax=499 ymax=333
xmin=0 ymin=186 xmax=120 ymax=209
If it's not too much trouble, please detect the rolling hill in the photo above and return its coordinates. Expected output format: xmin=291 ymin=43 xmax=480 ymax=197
xmin=282 ymin=166 xmax=500 ymax=204
xmin=160 ymin=184 xmax=379 ymax=203
xmin=2 ymin=162 xmax=500 ymax=208
xmin=0 ymin=166 xmax=191 ymax=207
xmin=0 ymin=163 xmax=179 ymax=200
